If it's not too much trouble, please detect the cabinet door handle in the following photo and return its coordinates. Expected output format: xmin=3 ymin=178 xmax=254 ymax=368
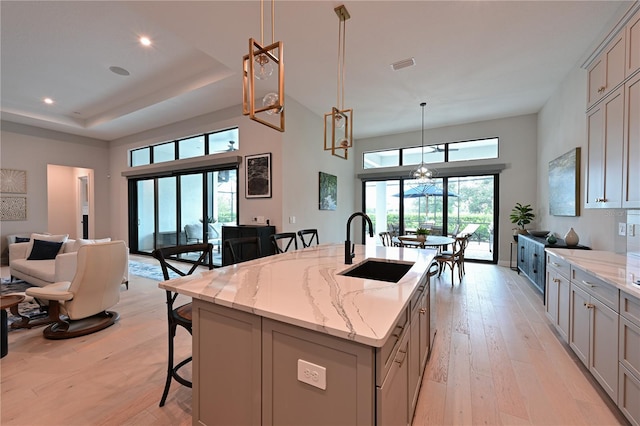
xmin=581 ymin=280 xmax=596 ymax=288
xmin=553 ymin=278 xmax=561 ymax=283
xmin=395 ymin=348 xmax=407 ymax=367
xmin=583 ymin=302 xmax=595 ymax=309
xmin=550 ymin=262 xmax=560 ymax=267
xmin=598 ymin=86 xmax=605 ymax=94
xmin=419 ymin=308 xmax=427 ymax=315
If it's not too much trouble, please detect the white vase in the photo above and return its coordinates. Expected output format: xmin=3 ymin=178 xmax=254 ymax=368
xmin=564 ymin=227 xmax=579 ymax=246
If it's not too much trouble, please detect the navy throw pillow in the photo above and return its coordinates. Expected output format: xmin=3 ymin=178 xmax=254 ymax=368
xmin=27 ymin=239 xmax=64 ymax=260
xmin=15 ymin=237 xmax=30 ymax=243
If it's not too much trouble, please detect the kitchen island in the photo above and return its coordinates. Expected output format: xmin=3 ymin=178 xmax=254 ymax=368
xmin=160 ymin=243 xmax=437 ymax=426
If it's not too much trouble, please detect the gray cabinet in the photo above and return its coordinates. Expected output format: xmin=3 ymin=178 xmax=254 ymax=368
xmin=545 ymin=254 xmax=570 ymax=342
xmin=192 ymin=275 xmax=432 ymax=425
xmin=619 ymin=292 xmax=640 ymax=426
xmin=569 ymin=268 xmax=620 ymax=402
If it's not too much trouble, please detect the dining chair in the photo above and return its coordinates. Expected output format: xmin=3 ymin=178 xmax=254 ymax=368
xmin=270 ymin=232 xmax=298 ymax=253
xmin=434 ymin=235 xmax=468 ymax=285
xmin=297 ymin=229 xmax=319 ymax=248
xmin=379 ymin=231 xmax=393 ymax=247
xmin=224 ymin=236 xmax=262 ymax=264
xmin=152 ymin=243 xmax=214 ymax=407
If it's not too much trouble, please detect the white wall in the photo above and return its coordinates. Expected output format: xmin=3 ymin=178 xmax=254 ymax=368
xmin=354 ymin=114 xmax=538 ymax=265
xmin=281 ymin=98 xmax=356 ymax=244
xmin=0 ymin=122 xmax=111 ymax=263
xmin=537 ymin=67 xmax=624 ymax=252
xmin=109 ymin=98 xmax=358 ymax=246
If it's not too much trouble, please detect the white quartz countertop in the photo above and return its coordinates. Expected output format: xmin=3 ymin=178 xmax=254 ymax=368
xmin=159 ymin=243 xmax=436 ymax=347
xmin=545 ymin=249 xmax=640 ymax=299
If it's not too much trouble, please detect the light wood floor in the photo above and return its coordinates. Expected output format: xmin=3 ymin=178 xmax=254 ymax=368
xmin=1 ymin=257 xmax=628 ymax=425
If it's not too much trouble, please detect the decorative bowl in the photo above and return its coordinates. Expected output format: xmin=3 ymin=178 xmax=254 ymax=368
xmin=528 ymin=230 xmax=550 ymax=237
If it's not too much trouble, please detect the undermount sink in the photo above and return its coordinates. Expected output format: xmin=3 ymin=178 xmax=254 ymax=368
xmin=339 ymin=259 xmax=414 ymax=283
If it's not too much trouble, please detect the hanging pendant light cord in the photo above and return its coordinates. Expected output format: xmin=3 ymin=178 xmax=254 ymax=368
xmin=259 ymin=0 xmax=276 ymax=45
xmin=420 ymin=102 xmax=426 ymax=163
xmin=337 ymin=12 xmax=346 ymax=110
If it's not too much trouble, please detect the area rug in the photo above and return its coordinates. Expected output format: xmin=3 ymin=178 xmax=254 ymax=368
xmin=128 ymin=260 xmax=178 ymax=281
xmin=0 ymin=278 xmax=47 ymax=328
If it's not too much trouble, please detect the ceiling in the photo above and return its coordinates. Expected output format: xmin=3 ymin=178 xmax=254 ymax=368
xmin=0 ymin=1 xmax=634 ymax=142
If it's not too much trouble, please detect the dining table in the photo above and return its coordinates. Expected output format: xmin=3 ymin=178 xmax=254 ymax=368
xmin=396 ymin=235 xmax=455 ymax=250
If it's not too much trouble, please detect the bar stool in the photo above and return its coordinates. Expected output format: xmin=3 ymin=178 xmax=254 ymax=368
xmin=270 ymin=232 xmax=298 ymax=253
xmin=297 ymin=229 xmax=319 ymax=248
xmin=153 ymin=243 xmax=213 ymax=407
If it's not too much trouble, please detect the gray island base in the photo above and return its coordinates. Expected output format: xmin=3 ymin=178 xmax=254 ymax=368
xmin=160 ymin=243 xmax=437 ymax=425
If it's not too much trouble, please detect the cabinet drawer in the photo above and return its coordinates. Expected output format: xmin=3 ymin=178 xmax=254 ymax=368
xmin=620 ymin=316 xmax=640 ymax=379
xmin=621 ymin=291 xmax=640 ymax=328
xmin=572 ymin=267 xmax=619 ymax=311
xmin=619 ymin=364 xmax=640 ymax=426
xmin=376 ymin=309 xmax=408 ymax=386
xmin=546 ymin=254 xmax=570 ymax=278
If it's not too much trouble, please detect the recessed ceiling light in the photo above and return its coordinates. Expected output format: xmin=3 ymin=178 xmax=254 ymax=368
xmin=109 ymin=66 xmax=130 ymax=76
xmin=139 ymin=36 xmax=151 ymax=47
xmin=43 ymin=97 xmax=54 ymax=105
xmin=390 ymin=57 xmax=416 ymax=71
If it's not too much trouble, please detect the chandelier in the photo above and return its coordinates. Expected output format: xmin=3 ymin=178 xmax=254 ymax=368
xmin=410 ymin=102 xmax=434 ymax=182
xmin=324 ymin=5 xmax=352 ymax=159
xmin=242 ymin=0 xmax=285 ymax=132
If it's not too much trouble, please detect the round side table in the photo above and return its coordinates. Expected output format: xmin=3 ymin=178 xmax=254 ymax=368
xmin=1 ymin=294 xmax=25 ymax=358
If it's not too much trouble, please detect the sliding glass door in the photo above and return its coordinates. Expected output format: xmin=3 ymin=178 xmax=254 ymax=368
xmin=129 ymin=167 xmax=238 ymax=266
xmin=364 ymin=174 xmax=497 ymax=263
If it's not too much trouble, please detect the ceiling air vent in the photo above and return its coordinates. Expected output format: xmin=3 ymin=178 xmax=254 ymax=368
xmin=390 ymin=57 xmax=415 ymax=71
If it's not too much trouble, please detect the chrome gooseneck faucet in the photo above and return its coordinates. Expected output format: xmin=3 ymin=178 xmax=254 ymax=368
xmin=345 ymin=212 xmax=374 ymax=264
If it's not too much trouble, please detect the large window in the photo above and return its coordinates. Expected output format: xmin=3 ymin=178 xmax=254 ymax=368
xmin=363 ymin=137 xmax=498 ymax=169
xmin=129 ymin=127 xmax=239 ymax=167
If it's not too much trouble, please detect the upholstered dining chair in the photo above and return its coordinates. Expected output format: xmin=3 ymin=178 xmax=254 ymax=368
xmin=24 ymin=240 xmax=127 ymax=339
xmin=297 ymin=229 xmax=319 ymax=248
xmin=152 ymin=243 xmax=214 ymax=407
xmin=270 ymin=232 xmax=298 ymax=253
xmin=224 ymin=236 xmax=262 ymax=264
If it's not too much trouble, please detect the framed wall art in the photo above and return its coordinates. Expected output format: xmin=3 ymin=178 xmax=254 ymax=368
xmin=319 ymin=172 xmax=337 ymax=210
xmin=245 ymin=153 xmax=272 ymax=198
xmin=0 ymin=169 xmax=27 ymax=193
xmin=1 ymin=196 xmax=27 ymax=220
xmin=549 ymin=147 xmax=580 ymax=216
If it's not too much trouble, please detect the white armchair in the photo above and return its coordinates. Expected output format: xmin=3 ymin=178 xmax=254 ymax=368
xmin=25 ymin=241 xmax=128 ymax=339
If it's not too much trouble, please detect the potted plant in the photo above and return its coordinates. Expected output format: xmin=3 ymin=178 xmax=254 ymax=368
xmin=510 ymin=202 xmax=535 ymax=241
xmin=416 ymin=227 xmax=430 ymax=242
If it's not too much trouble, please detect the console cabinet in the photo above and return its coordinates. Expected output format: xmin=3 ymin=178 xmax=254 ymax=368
xmin=221 ymin=225 xmax=275 ymax=265
xmin=518 ymin=234 xmax=588 ymax=297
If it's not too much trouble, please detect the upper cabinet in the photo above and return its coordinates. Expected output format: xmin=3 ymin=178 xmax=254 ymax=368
xmin=626 ymin=9 xmax=640 ymax=78
xmin=587 ymin=32 xmax=626 ymax=109
xmin=585 ymin=5 xmax=640 ymax=210
xmin=623 ymin=71 xmax=640 ymax=208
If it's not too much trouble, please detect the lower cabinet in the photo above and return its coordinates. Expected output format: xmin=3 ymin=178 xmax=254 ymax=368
xmin=619 ymin=292 xmax=640 ymax=426
xmin=545 ymin=255 xmax=570 ymax=342
xmin=192 ymin=275 xmax=432 ymax=426
xmin=569 ymin=278 xmax=619 ymax=402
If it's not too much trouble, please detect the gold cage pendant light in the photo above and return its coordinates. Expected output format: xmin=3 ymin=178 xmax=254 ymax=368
xmin=243 ymin=0 xmax=285 ymax=132
xmin=411 ymin=102 xmax=434 ymax=183
xmin=324 ymin=5 xmax=352 ymax=159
